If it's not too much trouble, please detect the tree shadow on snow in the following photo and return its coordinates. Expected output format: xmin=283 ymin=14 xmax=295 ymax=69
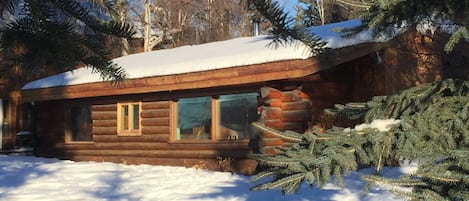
xmin=189 ymin=175 xmax=360 ymax=201
xmin=190 ymin=169 xmax=401 ymax=201
xmin=0 ymin=155 xmax=56 ymax=199
xmin=84 ymin=169 xmax=141 ymax=201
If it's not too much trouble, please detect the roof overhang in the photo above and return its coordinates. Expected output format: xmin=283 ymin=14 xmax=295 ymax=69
xmin=21 ymin=42 xmax=387 ymax=102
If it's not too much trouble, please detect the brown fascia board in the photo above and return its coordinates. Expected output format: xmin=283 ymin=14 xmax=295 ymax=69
xmin=21 ymin=42 xmax=388 ymax=102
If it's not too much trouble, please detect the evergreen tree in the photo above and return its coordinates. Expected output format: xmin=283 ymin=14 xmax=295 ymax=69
xmin=251 ymin=78 xmax=469 ymax=200
xmin=336 ymin=0 xmax=469 ymax=52
xmin=252 ymin=0 xmax=327 ymax=55
xmin=0 ymin=0 xmax=135 ymax=89
xmin=251 ymin=1 xmax=468 ymax=199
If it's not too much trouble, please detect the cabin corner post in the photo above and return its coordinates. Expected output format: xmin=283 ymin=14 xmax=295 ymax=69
xmin=258 ymin=86 xmax=312 ymax=153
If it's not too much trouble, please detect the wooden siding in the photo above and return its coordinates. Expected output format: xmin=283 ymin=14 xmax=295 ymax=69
xmin=258 ymin=87 xmax=312 ymax=154
xmin=33 ymin=100 xmax=256 ymax=174
xmin=21 ymin=42 xmax=388 ymax=102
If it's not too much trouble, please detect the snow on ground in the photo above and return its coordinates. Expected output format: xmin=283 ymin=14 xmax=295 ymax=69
xmin=352 ymin=119 xmax=401 ymax=132
xmin=0 ymin=155 xmax=417 ymax=201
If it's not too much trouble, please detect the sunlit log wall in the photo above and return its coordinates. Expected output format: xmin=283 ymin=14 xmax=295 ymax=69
xmin=33 ymin=99 xmax=256 ymax=174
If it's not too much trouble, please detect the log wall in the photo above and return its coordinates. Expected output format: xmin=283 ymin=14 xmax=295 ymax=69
xmin=258 ymin=87 xmax=312 ymax=154
xmin=33 ymin=99 xmax=256 ymax=174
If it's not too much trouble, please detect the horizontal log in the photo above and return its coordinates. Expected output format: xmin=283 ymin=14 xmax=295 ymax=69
xmin=93 ymin=119 xmax=117 ymax=127
xmin=141 ymin=101 xmax=170 ymax=110
xmin=263 ymin=99 xmax=282 ymax=107
xmin=141 ymin=109 xmax=170 ymax=118
xmin=141 ymin=126 xmax=170 ymax=135
xmin=281 ymin=110 xmax=311 ymax=122
xmin=141 ymin=118 xmax=169 ymax=127
xmin=92 ymin=111 xmax=117 ymax=120
xmin=260 ymin=119 xmax=284 ymax=130
xmin=92 ymin=104 xmax=117 ymax=112
xmin=260 ymin=107 xmax=282 ymax=120
xmin=23 ymin=43 xmax=388 ymax=102
xmin=63 ymin=141 xmax=251 ymax=151
xmin=92 ymin=127 xmax=117 ymax=135
xmin=279 ymin=91 xmax=310 ymax=102
xmin=68 ymin=156 xmax=230 ymax=172
xmin=281 ymin=100 xmax=312 ymax=110
xmin=260 ymin=87 xmax=282 ymax=99
xmin=93 ymin=134 xmax=170 ymax=143
xmin=259 ymin=138 xmax=284 ymax=147
xmin=63 ymin=149 xmax=252 ymax=159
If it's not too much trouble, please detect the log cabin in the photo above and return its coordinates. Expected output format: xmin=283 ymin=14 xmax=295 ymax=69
xmin=19 ymin=20 xmax=468 ymax=174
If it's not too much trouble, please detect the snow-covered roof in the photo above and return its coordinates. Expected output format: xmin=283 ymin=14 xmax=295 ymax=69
xmin=23 ymin=19 xmax=387 ymax=90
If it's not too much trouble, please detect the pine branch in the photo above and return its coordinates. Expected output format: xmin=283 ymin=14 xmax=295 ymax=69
xmin=252 ymin=154 xmax=301 ymax=167
xmin=362 ymin=174 xmax=428 ymax=187
xmin=250 ymin=170 xmax=276 ymax=182
xmin=252 ymin=122 xmax=303 ymax=142
xmin=253 ymin=0 xmax=327 ymax=55
xmin=251 ymin=78 xmax=469 ymax=200
xmin=444 ymin=27 xmax=469 ymax=52
xmin=251 ymin=172 xmax=306 ymax=194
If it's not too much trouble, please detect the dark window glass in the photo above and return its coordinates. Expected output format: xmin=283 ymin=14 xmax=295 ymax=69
xmin=70 ymin=106 xmax=92 ymax=141
xmin=176 ymin=97 xmax=212 ymax=140
xmin=218 ymin=93 xmax=260 ymax=140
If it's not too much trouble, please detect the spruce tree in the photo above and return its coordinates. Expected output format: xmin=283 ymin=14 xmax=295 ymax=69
xmin=251 ymin=78 xmax=469 ymax=200
xmin=251 ymin=0 xmax=468 ymax=199
xmin=336 ymin=0 xmax=469 ymax=52
xmin=0 ymin=0 xmax=135 ymax=86
xmin=252 ymin=0 xmax=327 ymax=55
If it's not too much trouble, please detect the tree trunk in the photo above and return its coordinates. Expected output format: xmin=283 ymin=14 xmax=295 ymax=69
xmin=144 ymin=0 xmax=152 ymax=52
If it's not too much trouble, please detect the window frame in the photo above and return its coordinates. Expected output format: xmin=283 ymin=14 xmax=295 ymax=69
xmin=170 ymin=93 xmax=259 ymax=142
xmin=65 ymin=105 xmax=93 ymax=143
xmin=117 ymin=102 xmax=142 ymax=136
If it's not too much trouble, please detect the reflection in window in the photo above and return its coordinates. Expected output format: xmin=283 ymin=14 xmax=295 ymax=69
xmin=118 ymin=102 xmax=141 ymax=135
xmin=133 ymin=104 xmax=140 ymax=130
xmin=218 ymin=93 xmax=260 ymax=140
xmin=176 ymin=97 xmax=212 ymax=140
xmin=173 ymin=93 xmax=260 ymax=141
xmin=69 ymin=106 xmax=92 ymax=141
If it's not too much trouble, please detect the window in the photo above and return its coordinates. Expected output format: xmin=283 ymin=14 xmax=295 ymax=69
xmin=117 ymin=102 xmax=141 ymax=135
xmin=67 ymin=105 xmax=93 ymax=142
xmin=172 ymin=93 xmax=260 ymax=141
xmin=218 ymin=93 xmax=260 ymax=140
xmin=174 ymin=97 xmax=212 ymax=140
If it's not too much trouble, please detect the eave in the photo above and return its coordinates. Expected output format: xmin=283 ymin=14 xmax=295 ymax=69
xmin=21 ymin=42 xmax=387 ymax=102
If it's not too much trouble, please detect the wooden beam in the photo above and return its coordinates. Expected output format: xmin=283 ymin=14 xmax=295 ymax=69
xmin=21 ymin=42 xmax=387 ymax=102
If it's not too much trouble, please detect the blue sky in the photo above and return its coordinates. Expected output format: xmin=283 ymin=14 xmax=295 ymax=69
xmin=275 ymin=0 xmax=299 ymax=16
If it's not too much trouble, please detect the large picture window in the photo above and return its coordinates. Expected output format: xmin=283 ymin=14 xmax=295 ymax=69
xmin=117 ymin=102 xmax=142 ymax=136
xmin=172 ymin=93 xmax=260 ymax=141
xmin=68 ymin=105 xmax=93 ymax=142
xmin=174 ymin=97 xmax=212 ymax=140
xmin=218 ymin=93 xmax=260 ymax=140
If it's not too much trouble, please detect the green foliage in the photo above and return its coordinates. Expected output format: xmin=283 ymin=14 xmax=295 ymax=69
xmin=250 ymin=122 xmax=399 ymax=194
xmin=251 ymin=78 xmax=469 ymax=199
xmin=0 ymin=0 xmax=135 ymax=86
xmin=364 ymin=149 xmax=469 ymax=201
xmin=252 ymin=0 xmax=328 ymax=55
xmin=337 ymin=0 xmax=469 ymax=52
